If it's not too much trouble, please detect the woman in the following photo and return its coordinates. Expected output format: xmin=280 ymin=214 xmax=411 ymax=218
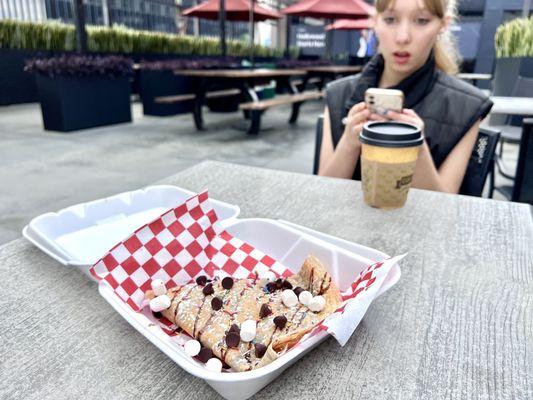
xmin=319 ymin=0 xmax=493 ymax=194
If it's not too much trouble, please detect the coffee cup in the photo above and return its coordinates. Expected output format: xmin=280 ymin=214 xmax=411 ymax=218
xmin=359 ymin=121 xmax=424 ymax=209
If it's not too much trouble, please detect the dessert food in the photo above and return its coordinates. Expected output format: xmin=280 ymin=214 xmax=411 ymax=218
xmin=146 ymin=256 xmax=341 ymax=372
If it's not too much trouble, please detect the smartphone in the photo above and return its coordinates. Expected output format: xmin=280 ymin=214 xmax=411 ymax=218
xmin=365 ymin=88 xmax=404 ymax=117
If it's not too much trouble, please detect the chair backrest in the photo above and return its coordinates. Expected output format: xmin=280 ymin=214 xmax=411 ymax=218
xmin=512 ymin=118 xmax=533 ymax=204
xmin=509 ymin=76 xmax=533 ymax=126
xmin=460 ymin=126 xmax=501 ymax=197
xmin=313 ymin=115 xmax=324 ymax=175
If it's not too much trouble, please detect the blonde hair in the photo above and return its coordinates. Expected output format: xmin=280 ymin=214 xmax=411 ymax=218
xmin=375 ymin=0 xmax=461 ymax=75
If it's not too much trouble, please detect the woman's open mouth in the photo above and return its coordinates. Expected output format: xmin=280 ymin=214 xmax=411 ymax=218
xmin=393 ymin=51 xmax=411 ymax=65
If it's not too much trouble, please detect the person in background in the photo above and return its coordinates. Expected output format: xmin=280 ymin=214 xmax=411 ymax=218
xmin=357 ymin=29 xmax=369 ymax=58
xmin=365 ymin=29 xmax=377 ymax=58
xmin=318 ymin=0 xmax=493 ymax=194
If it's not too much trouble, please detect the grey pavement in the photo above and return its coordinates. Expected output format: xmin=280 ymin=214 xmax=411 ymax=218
xmin=0 ymin=100 xmax=323 ymax=245
xmin=0 ymin=100 xmax=519 ymax=246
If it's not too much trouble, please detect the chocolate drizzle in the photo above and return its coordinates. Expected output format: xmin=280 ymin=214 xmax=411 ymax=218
xmin=319 ymin=275 xmax=331 ymax=295
xmin=217 ymin=282 xmax=251 ymax=366
xmin=193 ymin=296 xmax=209 ymax=338
xmin=173 ymin=286 xmax=195 ymax=323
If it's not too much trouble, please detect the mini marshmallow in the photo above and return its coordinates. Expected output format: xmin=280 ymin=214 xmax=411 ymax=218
xmin=184 ymin=340 xmax=201 ymax=357
xmin=205 ymin=358 xmax=223 ymax=372
xmin=259 ymin=271 xmax=276 ymax=282
xmin=240 ymin=319 xmax=257 ymax=342
xmin=151 ymin=279 xmax=166 ymax=297
xmin=149 ymin=294 xmax=171 ymax=312
xmin=281 ymin=289 xmax=298 ymax=308
xmin=308 ymin=295 xmax=326 ymax=312
xmin=298 ymin=290 xmax=313 ymax=306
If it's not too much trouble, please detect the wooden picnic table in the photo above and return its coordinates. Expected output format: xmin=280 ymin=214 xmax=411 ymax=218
xmin=172 ymin=68 xmax=309 ymax=133
xmin=299 ymin=65 xmax=363 ymax=91
xmin=301 ymin=65 xmax=363 ymax=74
xmin=2 ymin=160 xmax=532 ymax=400
xmin=457 ymin=73 xmax=492 ymax=81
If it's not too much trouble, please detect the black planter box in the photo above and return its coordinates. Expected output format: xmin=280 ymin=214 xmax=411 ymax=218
xmin=493 ymin=57 xmax=533 ymax=96
xmin=491 ymin=57 xmax=533 ymax=126
xmin=36 ymin=74 xmax=132 ymax=132
xmin=139 ymin=70 xmax=193 ymax=116
xmin=206 ymin=94 xmax=241 ymax=113
xmin=0 ymin=49 xmax=46 ymax=105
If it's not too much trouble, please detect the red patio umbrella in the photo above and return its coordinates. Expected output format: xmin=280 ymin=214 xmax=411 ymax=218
xmin=182 ymin=0 xmax=281 ymax=65
xmin=325 ymin=18 xmax=374 ymax=31
xmin=182 ymin=0 xmax=282 ymax=22
xmin=281 ymin=0 xmax=374 ymax=20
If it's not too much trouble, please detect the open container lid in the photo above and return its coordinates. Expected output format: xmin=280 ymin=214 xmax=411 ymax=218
xmin=22 ymin=185 xmax=240 ymax=272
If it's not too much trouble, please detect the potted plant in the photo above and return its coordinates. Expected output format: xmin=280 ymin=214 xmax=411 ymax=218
xmin=1 ymin=20 xmax=283 ymax=106
xmin=493 ymin=17 xmax=533 ymax=97
xmin=0 ymin=20 xmax=75 ymax=105
xmin=25 ymin=54 xmax=133 ymax=132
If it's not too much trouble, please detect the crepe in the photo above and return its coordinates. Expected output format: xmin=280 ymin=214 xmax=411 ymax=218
xmin=146 ymin=255 xmax=342 ymax=372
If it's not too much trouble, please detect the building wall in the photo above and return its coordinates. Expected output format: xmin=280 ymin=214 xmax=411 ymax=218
xmin=0 ymin=0 xmax=47 ymax=22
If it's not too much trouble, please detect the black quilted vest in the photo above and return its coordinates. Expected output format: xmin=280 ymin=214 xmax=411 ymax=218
xmin=326 ymin=54 xmax=493 ymax=180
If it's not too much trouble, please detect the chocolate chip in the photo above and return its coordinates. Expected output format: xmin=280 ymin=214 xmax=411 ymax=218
xmin=293 ymin=287 xmax=304 ymax=297
xmin=259 ymin=304 xmax=272 ymax=319
xmin=265 ymin=282 xmax=277 ymax=293
xmin=255 ymin=343 xmax=267 ymax=358
xmin=275 ymin=278 xmax=284 ymax=289
xmin=196 ymin=275 xmax=208 ymax=286
xmin=228 ymin=324 xmax=240 ymax=333
xmin=198 ymin=347 xmax=213 ymax=363
xmin=282 ymin=280 xmax=293 ymax=290
xmin=202 ymin=283 xmax=214 ymax=296
xmin=152 ymin=311 xmax=163 ymax=319
xmin=273 ymin=316 xmax=287 ymax=330
xmin=225 ymin=331 xmax=240 ymax=348
xmin=222 ymin=277 xmax=234 ymax=290
xmin=211 ymin=296 xmax=223 ymax=311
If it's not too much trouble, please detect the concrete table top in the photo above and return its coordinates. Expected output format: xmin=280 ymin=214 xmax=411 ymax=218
xmin=1 ymin=161 xmax=532 ymax=400
xmin=490 ymin=96 xmax=533 ymax=116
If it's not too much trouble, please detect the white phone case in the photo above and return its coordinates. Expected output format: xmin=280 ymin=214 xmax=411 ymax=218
xmin=365 ymin=88 xmax=404 ymax=116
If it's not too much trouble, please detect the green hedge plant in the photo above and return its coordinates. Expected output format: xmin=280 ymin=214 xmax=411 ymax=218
xmin=495 ymin=17 xmax=533 ymax=58
xmin=0 ymin=19 xmax=284 ymax=58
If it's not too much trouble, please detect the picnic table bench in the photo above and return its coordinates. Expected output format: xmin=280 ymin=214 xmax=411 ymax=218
xmin=239 ymin=90 xmax=324 ymax=134
xmin=168 ymin=68 xmax=315 ymax=134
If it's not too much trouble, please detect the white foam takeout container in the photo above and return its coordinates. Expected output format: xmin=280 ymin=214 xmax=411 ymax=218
xmin=23 ymin=185 xmax=401 ymax=400
xmin=22 ymin=185 xmax=240 ymax=280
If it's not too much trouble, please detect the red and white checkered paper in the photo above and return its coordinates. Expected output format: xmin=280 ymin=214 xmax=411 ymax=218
xmin=90 ymin=190 xmax=404 ymax=347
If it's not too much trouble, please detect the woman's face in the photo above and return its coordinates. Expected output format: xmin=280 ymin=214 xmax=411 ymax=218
xmin=374 ymin=0 xmax=448 ymax=76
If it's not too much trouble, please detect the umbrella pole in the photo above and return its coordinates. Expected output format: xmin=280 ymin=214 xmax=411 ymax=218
xmin=219 ymin=0 xmax=227 ymax=59
xmin=284 ymin=15 xmax=291 ymax=59
xmin=326 ymin=19 xmax=333 ymax=60
xmin=250 ymin=0 xmax=255 ymax=68
xmin=73 ymin=0 xmax=88 ymax=53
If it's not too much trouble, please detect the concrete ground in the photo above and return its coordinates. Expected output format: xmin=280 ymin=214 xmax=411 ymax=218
xmin=0 ymin=100 xmax=518 ymax=246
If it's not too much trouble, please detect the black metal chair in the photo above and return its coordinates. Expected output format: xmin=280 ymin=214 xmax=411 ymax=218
xmin=313 ymin=115 xmax=324 ymax=175
xmin=313 ymin=116 xmax=500 ymax=198
xmin=492 ymin=119 xmax=533 ymax=204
